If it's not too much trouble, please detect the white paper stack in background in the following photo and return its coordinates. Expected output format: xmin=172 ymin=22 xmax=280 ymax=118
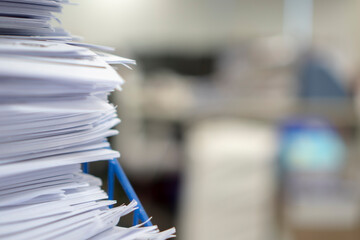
xmin=0 ymin=0 xmax=175 ymax=239
xmin=181 ymin=120 xmax=276 ymax=240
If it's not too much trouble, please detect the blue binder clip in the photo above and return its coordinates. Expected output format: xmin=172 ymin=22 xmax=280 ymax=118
xmin=82 ymin=159 xmax=152 ymax=227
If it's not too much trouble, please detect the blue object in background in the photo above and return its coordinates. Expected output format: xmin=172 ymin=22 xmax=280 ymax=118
xmin=278 ymin=118 xmax=347 ymax=198
xmin=298 ymin=54 xmax=350 ymax=99
xmin=279 ymin=119 xmax=345 ymax=173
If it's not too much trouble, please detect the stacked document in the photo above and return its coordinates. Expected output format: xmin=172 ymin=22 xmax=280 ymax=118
xmin=0 ymin=0 xmax=71 ymax=39
xmin=0 ymin=0 xmax=175 ymax=239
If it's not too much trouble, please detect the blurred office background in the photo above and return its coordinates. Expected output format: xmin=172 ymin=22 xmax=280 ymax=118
xmin=63 ymin=0 xmax=360 ymax=239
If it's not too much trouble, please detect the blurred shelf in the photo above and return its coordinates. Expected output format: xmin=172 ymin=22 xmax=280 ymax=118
xmin=141 ymin=97 xmax=357 ymax=127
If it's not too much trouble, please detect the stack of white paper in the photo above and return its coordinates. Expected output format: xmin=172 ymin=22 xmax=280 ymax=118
xmin=0 ymin=0 xmax=71 ymax=38
xmin=0 ymin=1 xmax=175 ymax=239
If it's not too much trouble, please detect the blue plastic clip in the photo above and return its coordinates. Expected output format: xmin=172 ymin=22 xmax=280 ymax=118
xmin=82 ymin=162 xmax=89 ymax=174
xmin=83 ymin=158 xmax=152 ymax=226
xmin=107 ymin=158 xmax=152 ymax=226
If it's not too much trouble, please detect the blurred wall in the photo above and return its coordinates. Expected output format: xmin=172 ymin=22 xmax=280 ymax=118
xmin=62 ymin=0 xmax=284 ymax=54
xmin=62 ymin=0 xmax=360 ymax=61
